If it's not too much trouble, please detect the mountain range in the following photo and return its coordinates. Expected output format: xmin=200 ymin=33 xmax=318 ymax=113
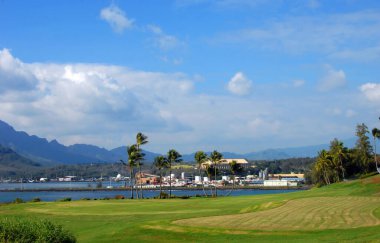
xmin=0 ymin=120 xmax=356 ymax=165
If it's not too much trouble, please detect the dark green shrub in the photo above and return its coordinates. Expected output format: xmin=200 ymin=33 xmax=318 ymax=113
xmin=13 ymin=198 xmax=25 ymax=204
xmin=31 ymin=197 xmax=41 ymax=202
xmin=81 ymin=197 xmax=91 ymax=200
xmin=57 ymin=197 xmax=72 ymax=202
xmin=0 ymin=217 xmax=76 ymax=243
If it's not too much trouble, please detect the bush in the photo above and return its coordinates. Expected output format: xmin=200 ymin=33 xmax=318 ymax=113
xmin=114 ymin=195 xmax=125 ymax=199
xmin=13 ymin=198 xmax=25 ymax=204
xmin=154 ymin=192 xmax=170 ymax=199
xmin=0 ymin=217 xmax=76 ymax=243
xmin=57 ymin=197 xmax=72 ymax=202
xmin=31 ymin=197 xmax=41 ymax=202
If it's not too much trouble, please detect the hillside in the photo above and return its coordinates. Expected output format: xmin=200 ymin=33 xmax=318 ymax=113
xmin=0 ymin=119 xmax=356 ymax=166
xmin=0 ymin=145 xmax=41 ymax=176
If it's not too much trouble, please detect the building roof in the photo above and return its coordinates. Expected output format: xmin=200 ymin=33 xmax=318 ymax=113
xmin=203 ymin=158 xmax=249 ymax=165
xmin=272 ymin=173 xmax=304 ymax=178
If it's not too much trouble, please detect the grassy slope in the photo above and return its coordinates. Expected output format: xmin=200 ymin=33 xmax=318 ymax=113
xmin=1 ymin=176 xmax=380 ymax=242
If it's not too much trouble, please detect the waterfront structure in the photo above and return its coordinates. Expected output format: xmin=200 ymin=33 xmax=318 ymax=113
xmin=136 ymin=173 xmax=160 ymax=185
xmin=201 ymin=158 xmax=250 ymax=170
xmin=264 ymin=180 xmax=298 ymax=187
xmin=271 ymin=173 xmax=305 ymax=182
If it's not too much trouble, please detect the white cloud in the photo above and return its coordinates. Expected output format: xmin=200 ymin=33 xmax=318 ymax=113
xmin=227 ymin=72 xmax=252 ymax=96
xmin=0 ymin=49 xmax=38 ymax=92
xmin=147 ymin=25 xmax=184 ymax=51
xmin=0 ymin=49 xmax=374 ymax=154
xmin=0 ymin=49 xmax=194 ymax=147
xmin=100 ymin=4 xmax=134 ymax=33
xmin=318 ymin=66 xmax=347 ymax=92
xmin=360 ymin=83 xmax=380 ymax=102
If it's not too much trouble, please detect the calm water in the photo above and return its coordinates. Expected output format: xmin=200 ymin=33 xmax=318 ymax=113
xmin=0 ymin=182 xmax=299 ymax=203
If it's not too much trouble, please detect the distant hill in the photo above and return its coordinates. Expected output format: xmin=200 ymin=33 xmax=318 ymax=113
xmin=0 ymin=144 xmax=41 ymax=176
xmin=0 ymin=120 xmax=358 ymax=165
xmin=0 ymin=120 xmax=100 ymax=165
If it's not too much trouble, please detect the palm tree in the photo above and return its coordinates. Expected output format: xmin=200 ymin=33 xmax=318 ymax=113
xmin=153 ymin=155 xmax=169 ymax=199
xmin=372 ymin=128 xmax=380 ymax=172
xmin=316 ymin=150 xmax=333 ymax=185
xmin=194 ymin=151 xmax=208 ymax=196
xmin=167 ymin=149 xmax=182 ymax=198
xmin=126 ymin=144 xmax=141 ymax=199
xmin=209 ymin=150 xmax=223 ymax=197
xmin=330 ymin=139 xmax=348 ymax=181
xmin=225 ymin=160 xmax=243 ymax=196
xmin=136 ymin=132 xmax=148 ymax=198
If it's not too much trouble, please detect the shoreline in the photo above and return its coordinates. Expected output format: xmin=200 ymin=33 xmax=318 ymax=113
xmin=0 ymin=186 xmax=310 ymax=192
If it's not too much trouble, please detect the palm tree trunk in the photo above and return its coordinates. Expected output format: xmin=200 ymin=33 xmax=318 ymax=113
xmin=138 ymin=164 xmax=144 ymax=199
xmin=129 ymin=167 xmax=134 ymax=199
xmin=199 ymin=168 xmax=207 ymax=197
xmin=135 ymin=172 xmax=139 ymax=199
xmin=159 ymin=170 xmax=162 ymax=199
xmin=339 ymin=157 xmax=345 ymax=181
xmin=225 ymin=175 xmax=234 ymax=197
xmin=214 ymin=163 xmax=217 ymax=197
xmin=374 ymin=137 xmax=378 ymax=171
xmin=169 ymin=165 xmax=172 ymax=198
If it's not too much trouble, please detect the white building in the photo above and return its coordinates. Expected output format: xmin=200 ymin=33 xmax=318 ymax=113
xmin=202 ymin=158 xmax=250 ymax=170
xmin=264 ymin=180 xmax=288 ymax=187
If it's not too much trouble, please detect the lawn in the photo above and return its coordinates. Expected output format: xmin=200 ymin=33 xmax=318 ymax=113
xmin=1 ymin=175 xmax=380 ymax=242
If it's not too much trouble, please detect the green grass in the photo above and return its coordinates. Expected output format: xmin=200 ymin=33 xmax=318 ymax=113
xmin=1 ymin=175 xmax=380 ymax=242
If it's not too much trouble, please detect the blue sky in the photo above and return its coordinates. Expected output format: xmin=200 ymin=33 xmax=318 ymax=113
xmin=0 ymin=0 xmax=380 ymax=154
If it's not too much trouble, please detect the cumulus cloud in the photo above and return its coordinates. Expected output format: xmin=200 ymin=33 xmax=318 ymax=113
xmin=318 ymin=66 xmax=346 ymax=92
xmin=0 ymin=49 xmax=194 ymax=148
xmin=100 ymin=4 xmax=134 ymax=33
xmin=227 ymin=72 xmax=252 ymax=96
xmin=0 ymin=49 xmax=371 ymax=153
xmin=0 ymin=49 xmax=38 ymax=92
xmin=360 ymin=83 xmax=380 ymax=102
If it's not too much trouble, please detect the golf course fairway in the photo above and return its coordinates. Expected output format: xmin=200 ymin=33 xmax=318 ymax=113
xmin=1 ymin=175 xmax=380 ymax=242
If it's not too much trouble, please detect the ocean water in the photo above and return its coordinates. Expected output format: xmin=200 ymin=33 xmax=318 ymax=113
xmin=0 ymin=182 xmax=299 ymax=203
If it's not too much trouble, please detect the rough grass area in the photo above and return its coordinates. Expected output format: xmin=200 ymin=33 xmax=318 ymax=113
xmin=175 ymin=196 xmax=380 ymax=230
xmin=0 ymin=217 xmax=76 ymax=243
xmin=1 ymin=175 xmax=380 ymax=242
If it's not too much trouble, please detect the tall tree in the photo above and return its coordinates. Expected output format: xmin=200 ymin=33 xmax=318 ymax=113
xmin=329 ymin=138 xmax=348 ymax=181
xmin=209 ymin=150 xmax=223 ymax=197
xmin=136 ymin=133 xmax=148 ymax=199
xmin=153 ymin=155 xmax=169 ymax=199
xmin=372 ymin=128 xmax=380 ymax=172
xmin=167 ymin=149 xmax=182 ymax=198
xmin=354 ymin=123 xmax=373 ymax=173
xmin=126 ymin=144 xmax=143 ymax=199
xmin=194 ymin=151 xmax=208 ymax=196
xmin=314 ymin=150 xmax=334 ymax=185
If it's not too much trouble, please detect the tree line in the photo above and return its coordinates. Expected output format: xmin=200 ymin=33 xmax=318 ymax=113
xmin=311 ymin=123 xmax=380 ymax=186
